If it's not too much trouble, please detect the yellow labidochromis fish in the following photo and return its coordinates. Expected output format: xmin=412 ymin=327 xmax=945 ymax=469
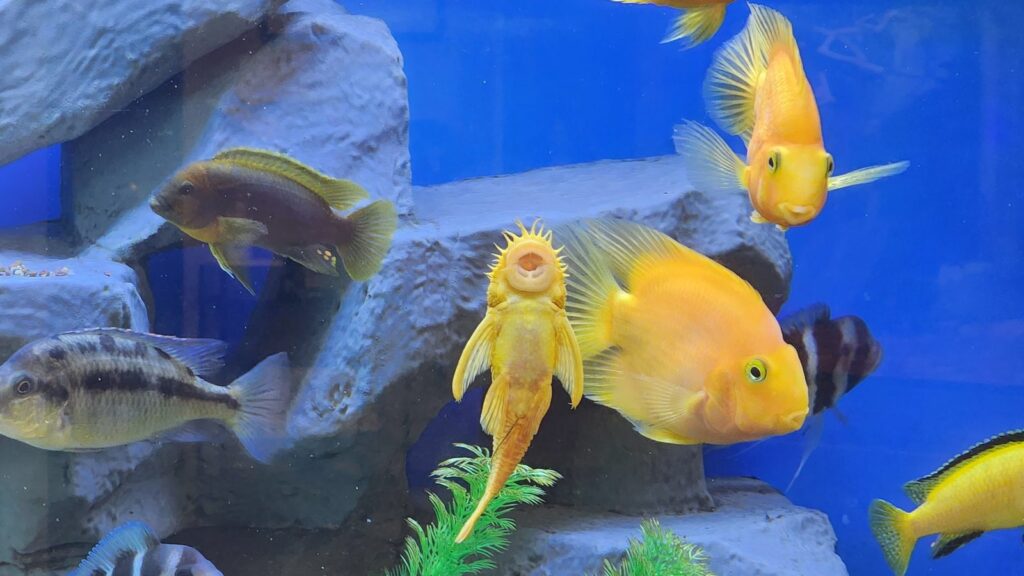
xmin=563 ymin=219 xmax=807 ymax=445
xmin=870 ymin=430 xmax=1024 ymax=575
xmin=451 ymin=220 xmax=584 ymax=544
xmin=673 ymin=3 xmax=909 ymax=231
xmin=611 ymin=0 xmax=736 ymax=47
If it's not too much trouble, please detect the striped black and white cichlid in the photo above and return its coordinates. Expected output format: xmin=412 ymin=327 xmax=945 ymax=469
xmin=70 ymin=521 xmax=222 ymax=576
xmin=0 ymin=328 xmax=291 ymax=463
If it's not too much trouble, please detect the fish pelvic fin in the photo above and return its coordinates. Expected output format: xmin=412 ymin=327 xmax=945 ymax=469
xmin=673 ymin=120 xmax=747 ymax=195
xmin=704 ymin=3 xmax=795 ymax=138
xmin=214 ymin=147 xmax=370 ymax=210
xmin=828 ymin=161 xmax=910 ymax=191
xmin=228 ymin=353 xmax=293 ymax=464
xmin=337 ymin=200 xmax=398 ymax=281
xmin=932 ymin=531 xmax=983 ymax=559
xmin=210 ymin=243 xmax=257 ymax=295
xmin=70 ymin=521 xmax=159 ymax=576
xmin=869 ymin=499 xmax=915 ymax=576
xmin=560 ymin=223 xmax=626 ymax=358
xmin=554 ymin=313 xmax=585 ymax=407
xmin=453 ymin=313 xmax=498 ymax=402
xmin=479 ymin=374 xmax=509 ymax=436
xmin=663 ymin=4 xmax=729 ymax=48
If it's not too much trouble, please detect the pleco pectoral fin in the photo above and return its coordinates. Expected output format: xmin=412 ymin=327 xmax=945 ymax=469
xmin=69 ymin=521 xmax=159 ymax=576
xmin=553 ymin=314 xmax=585 ymax=407
xmin=932 ymin=531 xmax=984 ymax=559
xmin=673 ymin=121 xmax=747 ymax=196
xmin=277 ymin=244 xmax=342 ymax=276
xmin=828 ymin=161 xmax=910 ymax=191
xmin=210 ymin=244 xmax=256 ymax=295
xmin=217 ymin=217 xmax=268 ymax=244
xmin=453 ymin=314 xmax=497 ymax=401
xmin=480 ymin=374 xmax=509 ymax=436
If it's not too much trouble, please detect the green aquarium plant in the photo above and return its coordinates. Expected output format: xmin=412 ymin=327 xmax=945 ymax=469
xmin=600 ymin=519 xmax=715 ymax=576
xmin=386 ymin=443 xmax=561 ymax=576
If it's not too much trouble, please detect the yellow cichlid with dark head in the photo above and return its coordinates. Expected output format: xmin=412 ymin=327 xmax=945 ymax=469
xmin=610 ymin=0 xmax=735 ymax=47
xmin=562 ymin=219 xmax=808 ymax=445
xmin=451 ymin=220 xmax=584 ymax=544
xmin=673 ymin=3 xmax=909 ymax=231
xmin=870 ymin=430 xmax=1024 ymax=576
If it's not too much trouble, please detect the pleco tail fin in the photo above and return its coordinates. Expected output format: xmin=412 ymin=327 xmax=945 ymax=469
xmin=869 ymin=499 xmax=915 ymax=576
xmin=229 ymin=353 xmax=292 ymax=463
xmin=828 ymin=161 xmax=910 ymax=191
xmin=338 ymin=200 xmax=398 ymax=281
xmin=664 ymin=4 xmax=728 ymax=48
xmin=703 ymin=3 xmax=796 ymax=139
xmin=673 ymin=120 xmax=747 ymax=195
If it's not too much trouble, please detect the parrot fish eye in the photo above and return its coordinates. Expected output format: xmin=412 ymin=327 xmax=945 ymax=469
xmin=744 ymin=359 xmax=767 ymax=383
xmin=767 ymin=151 xmax=780 ymax=173
xmin=826 ymin=154 xmax=835 ymax=175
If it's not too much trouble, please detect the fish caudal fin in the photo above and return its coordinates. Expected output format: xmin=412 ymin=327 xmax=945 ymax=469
xmin=663 ymin=5 xmax=728 ymax=48
xmin=560 ymin=223 xmax=625 ymax=358
xmin=338 ymin=200 xmax=398 ymax=281
xmin=704 ymin=3 xmax=795 ymax=139
xmin=869 ymin=499 xmax=915 ymax=576
xmin=673 ymin=120 xmax=747 ymax=195
xmin=828 ymin=161 xmax=910 ymax=191
xmin=229 ymin=353 xmax=292 ymax=463
xmin=70 ymin=521 xmax=159 ymax=576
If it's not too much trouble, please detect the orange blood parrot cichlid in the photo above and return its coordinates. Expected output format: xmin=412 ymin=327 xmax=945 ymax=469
xmin=611 ymin=0 xmax=736 ymax=47
xmin=562 ymin=219 xmax=807 ymax=445
xmin=451 ymin=221 xmax=584 ymax=544
xmin=673 ymin=3 xmax=909 ymax=231
xmin=870 ymin=430 xmax=1024 ymax=575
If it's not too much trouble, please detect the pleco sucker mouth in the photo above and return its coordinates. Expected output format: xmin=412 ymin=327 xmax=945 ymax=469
xmin=516 ymin=252 xmax=547 ymax=279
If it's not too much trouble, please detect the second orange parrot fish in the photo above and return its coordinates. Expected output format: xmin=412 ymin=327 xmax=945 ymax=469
xmin=673 ymin=3 xmax=909 ymax=231
xmin=611 ymin=0 xmax=736 ymax=47
xmin=451 ymin=221 xmax=584 ymax=543
xmin=563 ymin=219 xmax=808 ymax=445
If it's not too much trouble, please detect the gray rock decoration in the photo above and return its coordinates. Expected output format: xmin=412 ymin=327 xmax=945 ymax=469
xmin=0 ymin=0 xmax=844 ymax=575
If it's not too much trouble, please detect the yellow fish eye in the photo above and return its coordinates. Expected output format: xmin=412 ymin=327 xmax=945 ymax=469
xmin=767 ymin=151 xmax=780 ymax=174
xmin=826 ymin=154 xmax=835 ymax=176
xmin=744 ymin=359 xmax=767 ymax=383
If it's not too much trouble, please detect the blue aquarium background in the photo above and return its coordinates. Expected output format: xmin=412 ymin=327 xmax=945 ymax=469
xmin=2 ymin=1 xmax=1023 ymax=574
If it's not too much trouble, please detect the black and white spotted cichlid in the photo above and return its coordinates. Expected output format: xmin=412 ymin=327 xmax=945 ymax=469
xmin=69 ymin=521 xmax=222 ymax=576
xmin=0 ymin=328 xmax=291 ymax=463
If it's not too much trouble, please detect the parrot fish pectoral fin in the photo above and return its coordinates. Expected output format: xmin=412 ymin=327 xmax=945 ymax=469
xmin=553 ymin=315 xmax=585 ymax=407
xmin=210 ymin=243 xmax=257 ymax=295
xmin=277 ymin=244 xmax=342 ymax=276
xmin=673 ymin=120 xmax=747 ymax=197
xmin=931 ymin=531 xmax=984 ymax=559
xmin=827 ymin=161 xmax=909 ymax=191
xmin=452 ymin=314 xmax=498 ymax=402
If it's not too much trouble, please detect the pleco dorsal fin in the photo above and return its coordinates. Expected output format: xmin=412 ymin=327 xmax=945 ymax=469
xmin=779 ymin=303 xmax=831 ymax=332
xmin=932 ymin=531 xmax=983 ymax=559
xmin=703 ymin=3 xmax=796 ymax=140
xmin=68 ymin=328 xmax=228 ymax=378
xmin=904 ymin=429 xmax=1024 ymax=505
xmin=828 ymin=161 xmax=910 ymax=191
xmin=214 ymin=148 xmax=370 ymax=210
xmin=673 ymin=120 xmax=747 ymax=196
xmin=70 ymin=522 xmax=159 ymax=576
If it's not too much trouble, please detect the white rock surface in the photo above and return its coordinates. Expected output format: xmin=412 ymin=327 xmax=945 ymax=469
xmin=497 ymin=478 xmax=849 ymax=576
xmin=81 ymin=0 xmax=411 ymax=250
xmin=0 ymin=0 xmax=277 ymax=168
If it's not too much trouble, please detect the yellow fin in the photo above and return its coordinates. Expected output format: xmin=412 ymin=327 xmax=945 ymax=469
xmin=750 ymin=211 xmax=768 ymax=224
xmin=583 ymin=218 xmax=698 ymax=283
xmin=560 ymin=223 xmax=626 ymax=358
xmin=338 ymin=200 xmax=398 ymax=281
xmin=276 ymin=244 xmax=341 ymax=276
xmin=828 ymin=161 xmax=909 ymax=191
xmin=869 ymin=499 xmax=915 ymax=576
xmin=479 ymin=374 xmax=509 ymax=436
xmin=634 ymin=423 xmax=700 ymax=445
xmin=210 ymin=244 xmax=256 ymax=295
xmin=217 ymin=217 xmax=267 ymax=244
xmin=673 ymin=120 xmax=747 ymax=196
xmin=904 ymin=428 xmax=1024 ymax=505
xmin=553 ymin=314 xmax=584 ymax=407
xmin=932 ymin=531 xmax=983 ymax=559
xmin=452 ymin=314 xmax=498 ymax=401
xmin=214 ymin=147 xmax=370 ymax=210
xmin=663 ymin=4 xmax=728 ymax=48
xmin=703 ymin=3 xmax=796 ymax=139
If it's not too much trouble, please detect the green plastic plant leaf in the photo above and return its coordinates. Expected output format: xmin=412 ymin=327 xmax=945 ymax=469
xmin=600 ymin=519 xmax=715 ymax=576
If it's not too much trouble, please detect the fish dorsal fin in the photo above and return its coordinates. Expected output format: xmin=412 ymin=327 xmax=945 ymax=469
xmin=71 ymin=522 xmax=159 ymax=576
xmin=582 ymin=219 xmax=694 ymax=285
xmin=905 ymin=429 xmax=1024 ymax=504
xmin=213 ymin=147 xmax=370 ymax=210
xmin=779 ymin=303 xmax=831 ymax=333
xmin=703 ymin=3 xmax=796 ymax=138
xmin=67 ymin=329 xmax=227 ymax=378
xmin=932 ymin=531 xmax=983 ymax=559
